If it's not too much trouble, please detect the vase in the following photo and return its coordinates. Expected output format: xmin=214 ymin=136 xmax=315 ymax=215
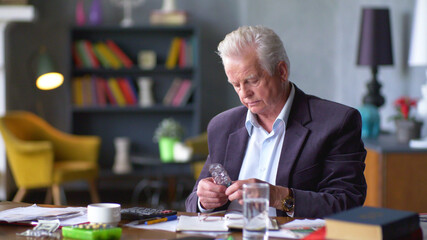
xmin=137 ymin=77 xmax=155 ymax=107
xmin=395 ymin=119 xmax=423 ymax=143
xmin=75 ymin=0 xmax=86 ymax=26
xmin=358 ymin=104 xmax=380 ymax=139
xmin=89 ymin=0 xmax=102 ymax=25
xmin=158 ymin=137 xmax=178 ymax=163
xmin=112 ymin=137 xmax=132 ymax=174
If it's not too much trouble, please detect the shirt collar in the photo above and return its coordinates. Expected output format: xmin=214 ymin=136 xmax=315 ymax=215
xmin=245 ymin=82 xmax=295 ymax=136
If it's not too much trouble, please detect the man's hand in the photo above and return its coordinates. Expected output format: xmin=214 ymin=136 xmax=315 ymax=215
xmin=225 ymin=178 xmax=290 ymax=209
xmin=197 ymin=177 xmax=229 ymax=210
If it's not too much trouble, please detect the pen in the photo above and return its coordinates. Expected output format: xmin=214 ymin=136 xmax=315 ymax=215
xmin=129 ymin=217 xmax=161 ymax=225
xmin=144 ymin=215 xmax=177 ymax=225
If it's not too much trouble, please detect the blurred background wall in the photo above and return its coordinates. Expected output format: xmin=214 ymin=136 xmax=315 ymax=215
xmin=5 ymin=0 xmax=424 ymax=135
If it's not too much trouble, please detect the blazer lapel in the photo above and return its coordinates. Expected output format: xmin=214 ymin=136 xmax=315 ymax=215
xmin=276 ymin=85 xmax=311 ymax=187
xmin=224 ymin=127 xmax=249 ymax=181
xmin=276 ymin=121 xmax=309 ymax=186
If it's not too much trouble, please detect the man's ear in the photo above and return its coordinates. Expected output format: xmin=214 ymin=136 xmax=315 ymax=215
xmin=277 ymin=61 xmax=288 ymax=82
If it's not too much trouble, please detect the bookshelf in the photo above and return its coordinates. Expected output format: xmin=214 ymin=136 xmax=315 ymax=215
xmin=69 ymin=26 xmax=201 ymax=169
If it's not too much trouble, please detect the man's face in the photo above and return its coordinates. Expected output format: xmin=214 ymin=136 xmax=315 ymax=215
xmin=224 ymin=51 xmax=287 ymax=117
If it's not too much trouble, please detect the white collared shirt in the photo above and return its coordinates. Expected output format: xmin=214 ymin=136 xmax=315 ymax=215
xmin=227 ymin=83 xmax=295 ymax=216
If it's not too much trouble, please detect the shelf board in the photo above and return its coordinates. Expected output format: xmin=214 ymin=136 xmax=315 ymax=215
xmin=72 ymin=105 xmax=195 ymax=113
xmin=0 ymin=5 xmax=35 ymax=22
xmin=72 ymin=67 xmax=194 ymax=76
xmin=71 ymin=25 xmax=196 ymax=33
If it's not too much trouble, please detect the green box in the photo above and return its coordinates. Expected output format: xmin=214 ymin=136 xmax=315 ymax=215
xmin=62 ymin=225 xmax=122 ymax=240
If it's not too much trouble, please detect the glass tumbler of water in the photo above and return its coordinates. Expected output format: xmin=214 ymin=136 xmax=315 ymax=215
xmin=243 ymin=183 xmax=269 ymax=240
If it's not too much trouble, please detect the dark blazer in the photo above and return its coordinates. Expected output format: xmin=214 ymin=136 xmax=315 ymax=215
xmin=185 ymin=84 xmax=367 ymax=218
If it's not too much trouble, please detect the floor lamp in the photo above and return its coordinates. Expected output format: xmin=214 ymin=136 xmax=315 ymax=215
xmin=34 ymin=47 xmax=64 ymax=118
xmin=408 ymin=0 xmax=427 ymax=148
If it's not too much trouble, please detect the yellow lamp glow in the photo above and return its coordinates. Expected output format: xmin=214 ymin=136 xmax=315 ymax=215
xmin=36 ymin=48 xmax=64 ymax=90
xmin=36 ymin=72 xmax=64 ymax=90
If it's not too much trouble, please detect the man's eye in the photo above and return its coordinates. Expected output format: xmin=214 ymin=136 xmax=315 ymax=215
xmin=249 ymin=79 xmax=259 ymax=85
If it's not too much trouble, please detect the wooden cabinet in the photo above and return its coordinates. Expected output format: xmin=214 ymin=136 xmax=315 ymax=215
xmin=364 ymin=134 xmax=427 ymax=213
xmin=68 ymin=26 xmax=201 ymax=169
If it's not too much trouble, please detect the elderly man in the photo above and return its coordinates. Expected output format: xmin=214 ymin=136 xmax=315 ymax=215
xmin=186 ymin=26 xmax=366 ymax=218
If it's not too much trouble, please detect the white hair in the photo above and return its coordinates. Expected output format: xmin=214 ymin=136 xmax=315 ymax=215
xmin=217 ymin=25 xmax=290 ymax=77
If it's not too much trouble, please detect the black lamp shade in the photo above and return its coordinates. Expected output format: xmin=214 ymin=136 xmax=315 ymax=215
xmin=357 ymin=8 xmax=393 ymax=66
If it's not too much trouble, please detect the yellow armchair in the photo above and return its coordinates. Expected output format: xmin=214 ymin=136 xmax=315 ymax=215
xmin=0 ymin=111 xmax=101 ymax=205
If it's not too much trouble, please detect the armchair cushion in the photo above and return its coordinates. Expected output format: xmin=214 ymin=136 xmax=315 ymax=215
xmin=0 ymin=111 xmax=100 ymax=195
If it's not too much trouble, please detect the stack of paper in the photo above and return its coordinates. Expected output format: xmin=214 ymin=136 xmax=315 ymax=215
xmin=0 ymin=204 xmax=88 ymax=226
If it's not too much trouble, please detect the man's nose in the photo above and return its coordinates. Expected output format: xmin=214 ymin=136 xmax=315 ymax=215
xmin=241 ymin=85 xmax=254 ymax=98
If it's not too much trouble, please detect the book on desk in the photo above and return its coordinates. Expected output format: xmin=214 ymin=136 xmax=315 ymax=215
xmin=324 ymin=206 xmax=421 ymax=240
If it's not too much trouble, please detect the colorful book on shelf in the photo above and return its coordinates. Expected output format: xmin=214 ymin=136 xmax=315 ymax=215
xmin=83 ymin=40 xmax=100 ymax=68
xmin=72 ymin=44 xmax=83 ymax=68
xmin=178 ymin=38 xmax=186 ymax=68
xmin=75 ymin=41 xmax=92 ymax=68
xmin=324 ymin=206 xmax=420 ymax=240
xmin=105 ymin=39 xmax=134 ymax=68
xmin=94 ymin=42 xmax=122 ymax=69
xmin=94 ymin=76 xmax=107 ymax=106
xmin=117 ymin=78 xmax=138 ymax=105
xmin=98 ymin=77 xmax=116 ymax=105
xmin=81 ymin=75 xmax=94 ymax=106
xmin=171 ymin=79 xmax=192 ymax=106
xmin=92 ymin=43 xmax=111 ymax=68
xmin=179 ymin=82 xmax=194 ymax=106
xmin=90 ymin=76 xmax=98 ymax=106
xmin=72 ymin=77 xmax=83 ymax=106
xmin=163 ymin=78 xmax=182 ymax=105
xmin=165 ymin=37 xmax=181 ymax=69
xmin=107 ymin=78 xmax=127 ymax=106
xmin=128 ymin=78 xmax=139 ymax=102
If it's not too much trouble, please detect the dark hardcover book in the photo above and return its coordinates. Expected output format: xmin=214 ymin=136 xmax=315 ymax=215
xmin=303 ymin=226 xmax=422 ymax=240
xmin=325 ymin=206 xmax=420 ymax=240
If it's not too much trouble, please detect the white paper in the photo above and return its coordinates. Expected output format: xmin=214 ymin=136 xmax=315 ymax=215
xmin=281 ymin=218 xmax=325 ymax=229
xmin=224 ymin=212 xmax=244 ymax=229
xmin=224 ymin=212 xmax=278 ymax=230
xmin=0 ymin=204 xmax=88 ymax=226
xmin=176 ymin=215 xmax=229 ymax=232
xmin=59 ymin=214 xmax=89 ymax=226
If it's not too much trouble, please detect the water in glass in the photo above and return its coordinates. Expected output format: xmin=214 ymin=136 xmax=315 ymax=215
xmin=243 ymin=183 xmax=269 ymax=240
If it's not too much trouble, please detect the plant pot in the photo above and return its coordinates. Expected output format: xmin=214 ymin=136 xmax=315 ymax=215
xmin=395 ymin=119 xmax=423 ymax=143
xmin=158 ymin=137 xmax=178 ymax=163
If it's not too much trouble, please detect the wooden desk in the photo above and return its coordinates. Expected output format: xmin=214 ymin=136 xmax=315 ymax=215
xmin=0 ymin=201 xmax=295 ymax=240
xmin=363 ymin=134 xmax=427 ymax=213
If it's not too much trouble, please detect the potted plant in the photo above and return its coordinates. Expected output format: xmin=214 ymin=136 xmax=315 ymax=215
xmin=391 ymin=96 xmax=423 ymax=143
xmin=153 ymin=118 xmax=184 ymax=162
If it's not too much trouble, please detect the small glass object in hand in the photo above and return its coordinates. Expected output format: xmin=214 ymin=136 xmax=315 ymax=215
xmin=208 ymin=163 xmax=232 ymax=187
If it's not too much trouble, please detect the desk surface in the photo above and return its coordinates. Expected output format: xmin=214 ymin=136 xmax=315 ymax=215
xmin=0 ymin=201 xmax=295 ymax=240
xmin=363 ymin=134 xmax=427 ymax=153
